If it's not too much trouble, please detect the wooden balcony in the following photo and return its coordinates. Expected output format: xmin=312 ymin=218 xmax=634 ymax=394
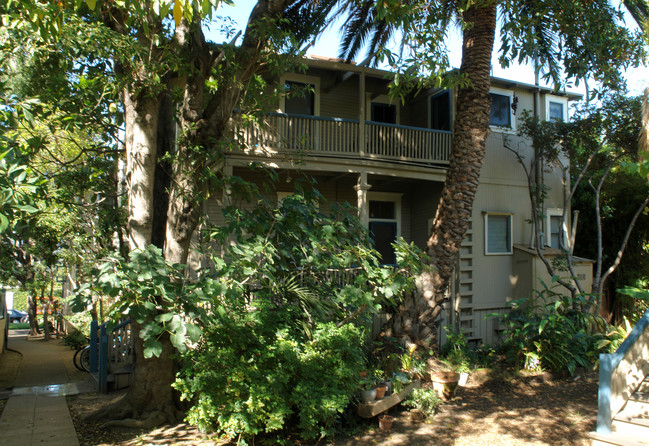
xmin=232 ymin=113 xmax=451 ymax=168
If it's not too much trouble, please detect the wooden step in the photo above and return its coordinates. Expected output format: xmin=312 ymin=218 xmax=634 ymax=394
xmin=630 ymin=390 xmax=649 ymax=404
xmin=612 ymin=415 xmax=649 ymax=437
xmin=620 ymin=399 xmax=649 ymax=417
xmin=617 ymin=403 xmax=649 ymax=422
xmin=589 ymin=431 xmax=649 ymax=446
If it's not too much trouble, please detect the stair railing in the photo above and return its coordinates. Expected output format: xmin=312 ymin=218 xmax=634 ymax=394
xmin=597 ymin=308 xmax=649 ymax=434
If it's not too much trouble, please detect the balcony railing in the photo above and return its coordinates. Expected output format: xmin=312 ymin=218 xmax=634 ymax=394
xmin=233 ymin=113 xmax=451 ymax=167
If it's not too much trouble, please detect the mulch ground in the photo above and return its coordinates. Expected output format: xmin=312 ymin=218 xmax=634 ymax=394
xmin=66 ymin=368 xmax=598 ymax=446
xmin=1 ymin=333 xmax=598 ymax=445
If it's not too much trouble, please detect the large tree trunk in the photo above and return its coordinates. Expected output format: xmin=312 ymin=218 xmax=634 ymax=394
xmin=386 ymin=4 xmax=497 ymax=347
xmin=163 ymin=0 xmax=292 ymax=264
xmin=112 ymin=1 xmax=294 ymax=423
xmin=28 ymin=293 xmax=39 ymax=336
xmin=99 ymin=85 xmax=182 ymax=425
xmin=124 ymin=91 xmax=160 ymax=250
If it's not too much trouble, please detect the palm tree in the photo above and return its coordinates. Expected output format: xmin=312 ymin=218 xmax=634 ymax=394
xmin=338 ymin=0 xmax=645 ymax=347
xmin=622 ymin=0 xmax=649 ymax=155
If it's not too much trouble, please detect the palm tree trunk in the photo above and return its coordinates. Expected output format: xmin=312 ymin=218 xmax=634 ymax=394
xmin=387 ymin=4 xmax=497 ymax=347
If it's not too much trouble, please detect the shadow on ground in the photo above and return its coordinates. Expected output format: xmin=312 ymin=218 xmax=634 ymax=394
xmin=333 ymin=372 xmax=597 ymax=446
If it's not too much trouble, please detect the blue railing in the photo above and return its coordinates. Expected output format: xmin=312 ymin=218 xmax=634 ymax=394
xmin=597 ymin=308 xmax=649 ymax=433
xmin=89 ymin=319 xmax=133 ymax=394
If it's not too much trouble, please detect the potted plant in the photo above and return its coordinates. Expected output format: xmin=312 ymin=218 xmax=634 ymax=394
xmin=430 ymin=370 xmax=460 ymax=401
xmin=358 ymin=368 xmax=384 ymax=402
xmin=378 ymin=414 xmax=394 ymax=430
xmin=403 ymin=388 xmax=443 ymax=421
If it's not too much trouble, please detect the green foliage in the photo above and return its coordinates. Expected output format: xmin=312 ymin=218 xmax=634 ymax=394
xmin=75 ymin=184 xmax=425 ymax=441
xmin=61 ymin=329 xmax=87 ymax=349
xmin=64 ymin=311 xmax=92 ymax=337
xmin=495 ymin=281 xmax=616 ymax=375
xmin=205 ymin=186 xmax=426 ymax=336
xmin=0 ymin=148 xmax=42 ymax=233
xmin=402 ymin=388 xmax=442 ymax=418
xmin=441 ymin=327 xmax=473 ymax=374
xmin=618 ymin=284 xmax=649 ymax=323
xmin=175 ymin=318 xmax=364 ymax=442
xmin=73 ymin=245 xmax=205 ymax=358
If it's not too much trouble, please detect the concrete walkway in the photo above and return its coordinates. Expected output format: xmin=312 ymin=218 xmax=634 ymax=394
xmin=0 ymin=330 xmax=94 ymax=445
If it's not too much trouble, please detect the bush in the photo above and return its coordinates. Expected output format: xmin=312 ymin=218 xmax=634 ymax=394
xmin=403 ymin=388 xmax=442 ymax=418
xmin=61 ymin=330 xmax=87 ymax=349
xmin=496 ymin=281 xmax=613 ymax=375
xmin=77 ymin=185 xmax=427 ymax=442
xmin=174 ymin=312 xmax=365 ymax=442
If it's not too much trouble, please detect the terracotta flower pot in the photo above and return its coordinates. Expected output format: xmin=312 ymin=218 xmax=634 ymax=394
xmin=375 ymin=385 xmax=387 ymax=399
xmin=430 ymin=371 xmax=460 ymax=401
xmin=378 ymin=414 xmax=394 ymax=431
xmin=409 ymin=409 xmax=425 ymax=422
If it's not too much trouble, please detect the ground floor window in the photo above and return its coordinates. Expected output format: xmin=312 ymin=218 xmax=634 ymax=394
xmin=484 ymin=212 xmax=513 ymax=255
xmin=368 ymin=193 xmax=401 ymax=264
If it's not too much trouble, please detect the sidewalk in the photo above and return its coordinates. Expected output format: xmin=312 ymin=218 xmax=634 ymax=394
xmin=0 ymin=329 xmax=94 ymax=445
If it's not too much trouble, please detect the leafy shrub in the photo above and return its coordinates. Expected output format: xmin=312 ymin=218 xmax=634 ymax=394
xmin=64 ymin=311 xmax=92 ymax=337
xmin=441 ymin=327 xmax=473 ymax=373
xmin=174 ymin=312 xmax=365 ymax=442
xmin=61 ymin=329 xmax=87 ymax=349
xmin=496 ymin=280 xmax=613 ymax=375
xmin=76 ymin=185 xmax=427 ymax=442
xmin=403 ymin=388 xmax=442 ymax=418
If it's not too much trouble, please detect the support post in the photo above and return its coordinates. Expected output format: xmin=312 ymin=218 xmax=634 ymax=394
xmin=359 ymin=72 xmax=366 ymax=157
xmin=222 ymin=163 xmax=233 ymax=208
xmin=355 ymin=172 xmax=371 ymax=227
xmin=89 ymin=319 xmax=98 ymax=373
xmin=98 ymin=323 xmax=108 ymax=394
xmin=597 ymin=352 xmax=613 ymax=434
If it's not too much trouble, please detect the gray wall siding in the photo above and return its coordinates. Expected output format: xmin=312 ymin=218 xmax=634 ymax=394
xmin=320 ymin=79 xmax=360 ymax=120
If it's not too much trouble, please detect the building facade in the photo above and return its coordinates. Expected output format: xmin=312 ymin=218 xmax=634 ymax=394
xmin=204 ymin=57 xmax=589 ymax=346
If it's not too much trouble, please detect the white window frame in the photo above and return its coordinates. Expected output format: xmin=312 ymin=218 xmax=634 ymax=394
xmin=546 ymin=208 xmax=569 ymax=249
xmin=545 ymin=95 xmax=568 ymax=122
xmin=367 ymin=192 xmax=402 ymax=235
xmin=279 ymin=73 xmax=321 ymax=116
xmin=484 ymin=212 xmax=513 ymax=255
xmin=489 ymin=87 xmax=516 ymax=132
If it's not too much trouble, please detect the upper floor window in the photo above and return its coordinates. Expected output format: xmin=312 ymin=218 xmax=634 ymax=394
xmin=371 ymin=102 xmax=397 ymax=124
xmin=484 ymin=212 xmax=513 ymax=255
xmin=546 ymin=95 xmax=568 ymax=122
xmin=489 ymin=91 xmax=514 ymax=129
xmin=430 ymin=91 xmax=451 ymax=131
xmin=546 ymin=208 xmax=568 ymax=249
xmin=284 ymin=81 xmax=315 ymax=116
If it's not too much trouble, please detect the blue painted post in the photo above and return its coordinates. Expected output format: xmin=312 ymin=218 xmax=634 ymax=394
xmin=89 ymin=320 xmax=98 ymax=373
xmin=597 ymin=353 xmax=613 ymax=434
xmin=98 ymin=323 xmax=108 ymax=394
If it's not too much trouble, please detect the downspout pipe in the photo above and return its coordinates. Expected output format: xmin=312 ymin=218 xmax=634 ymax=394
xmin=534 ymin=64 xmax=544 ymax=248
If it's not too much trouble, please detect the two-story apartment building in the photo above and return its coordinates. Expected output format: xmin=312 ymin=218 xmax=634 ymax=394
xmin=204 ymin=56 xmax=592 ymax=347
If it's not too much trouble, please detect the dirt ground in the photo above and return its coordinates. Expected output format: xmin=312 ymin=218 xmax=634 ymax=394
xmin=1 ymin=336 xmax=599 ymax=445
xmin=67 ymin=369 xmax=599 ymax=446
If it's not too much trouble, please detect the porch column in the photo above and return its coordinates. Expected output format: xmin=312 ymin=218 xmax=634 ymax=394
xmin=359 ymin=71 xmax=366 ymax=157
xmin=355 ymin=172 xmax=371 ymax=226
xmin=222 ymin=163 xmax=233 ymax=207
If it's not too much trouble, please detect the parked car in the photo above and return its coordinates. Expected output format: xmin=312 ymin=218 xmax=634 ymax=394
xmin=8 ymin=309 xmax=28 ymax=323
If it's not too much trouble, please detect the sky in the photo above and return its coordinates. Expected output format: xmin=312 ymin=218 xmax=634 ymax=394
xmin=205 ymin=1 xmax=647 ymax=97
